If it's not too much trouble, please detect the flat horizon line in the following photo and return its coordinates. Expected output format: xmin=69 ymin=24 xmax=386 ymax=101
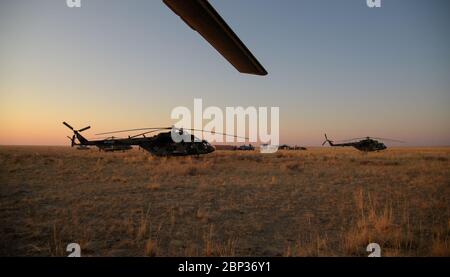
xmin=1 ymin=144 xmax=450 ymax=148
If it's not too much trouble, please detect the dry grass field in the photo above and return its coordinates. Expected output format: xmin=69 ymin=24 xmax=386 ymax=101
xmin=0 ymin=146 xmax=449 ymax=257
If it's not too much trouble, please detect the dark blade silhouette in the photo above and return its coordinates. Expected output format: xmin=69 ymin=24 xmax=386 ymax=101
xmin=163 ymin=0 xmax=268 ymax=76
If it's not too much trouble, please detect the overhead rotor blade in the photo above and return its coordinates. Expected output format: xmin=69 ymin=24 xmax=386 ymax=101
xmin=96 ymin=126 xmax=250 ymax=140
xmin=335 ymin=137 xmax=367 ymax=143
xmin=175 ymin=127 xmax=249 ymax=140
xmin=129 ymin=130 xmax=163 ymax=139
xmin=63 ymin=121 xmax=74 ymax=130
xmin=95 ymin=127 xmax=171 ymax=136
xmin=87 ymin=136 xmax=121 ymax=140
xmin=162 ymin=0 xmax=267 ymax=76
xmin=334 ymin=136 xmax=405 ymax=143
xmin=78 ymin=126 xmax=91 ymax=132
xmin=371 ymin=137 xmax=405 ymax=143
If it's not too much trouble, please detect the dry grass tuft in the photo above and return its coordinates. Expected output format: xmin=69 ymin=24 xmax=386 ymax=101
xmin=280 ymin=161 xmax=303 ymax=172
xmin=146 ymin=183 xmax=161 ymax=191
xmin=184 ymin=166 xmax=198 ymax=176
xmin=196 ymin=208 xmax=210 ymax=223
xmin=203 ymin=225 xmax=238 ymax=256
xmin=136 ymin=208 xmax=151 ymax=240
xmin=111 ymin=176 xmax=128 ymax=183
xmin=285 ymin=235 xmax=328 ymax=257
xmin=430 ymin=228 xmax=450 ymax=256
xmin=144 ymin=239 xmax=158 ymax=257
xmin=341 ymin=189 xmax=412 ymax=256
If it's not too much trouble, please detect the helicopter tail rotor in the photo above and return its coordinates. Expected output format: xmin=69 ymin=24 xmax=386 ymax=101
xmin=63 ymin=122 xmax=90 ymax=146
xmin=66 ymin=136 xmax=76 ymax=147
xmin=322 ymin=134 xmax=333 ymax=146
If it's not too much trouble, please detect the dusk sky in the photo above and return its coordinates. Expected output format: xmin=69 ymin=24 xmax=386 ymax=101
xmin=1 ymin=0 xmax=449 ymax=146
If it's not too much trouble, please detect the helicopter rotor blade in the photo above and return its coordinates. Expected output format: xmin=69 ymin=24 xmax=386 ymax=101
xmin=129 ymin=129 xmax=162 ymax=139
xmin=100 ymin=136 xmax=118 ymax=141
xmin=333 ymin=136 xmax=405 ymax=143
xmin=162 ymin=0 xmax=268 ymax=76
xmin=96 ymin=126 xmax=250 ymax=139
xmin=334 ymin=137 xmax=367 ymax=143
xmin=371 ymin=137 xmax=405 ymax=143
xmin=86 ymin=135 xmax=119 ymax=140
xmin=174 ymin=127 xmax=249 ymax=140
xmin=78 ymin=126 xmax=91 ymax=132
xmin=95 ymin=127 xmax=171 ymax=136
xmin=63 ymin=121 xmax=74 ymax=130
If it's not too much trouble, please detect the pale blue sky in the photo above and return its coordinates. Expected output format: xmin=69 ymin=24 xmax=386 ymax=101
xmin=0 ymin=0 xmax=449 ymax=146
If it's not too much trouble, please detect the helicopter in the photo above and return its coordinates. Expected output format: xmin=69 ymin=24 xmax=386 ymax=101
xmin=234 ymin=144 xmax=255 ymax=151
xmin=322 ymin=134 xmax=404 ymax=152
xmin=63 ymin=122 xmax=244 ymax=157
xmin=162 ymin=0 xmax=267 ymax=76
xmin=278 ymin=144 xmax=307 ymax=151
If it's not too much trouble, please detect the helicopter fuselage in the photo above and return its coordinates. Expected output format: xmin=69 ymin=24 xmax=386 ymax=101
xmin=73 ymin=129 xmax=215 ymax=156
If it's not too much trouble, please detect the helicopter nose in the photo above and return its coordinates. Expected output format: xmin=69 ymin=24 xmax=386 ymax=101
xmin=207 ymin=144 xmax=215 ymax=153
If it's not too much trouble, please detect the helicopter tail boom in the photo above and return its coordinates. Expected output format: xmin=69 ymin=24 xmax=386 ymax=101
xmin=63 ymin=122 xmax=90 ymax=147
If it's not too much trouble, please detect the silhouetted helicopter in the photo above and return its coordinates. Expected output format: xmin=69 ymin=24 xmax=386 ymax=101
xmin=322 ymin=134 xmax=404 ymax=152
xmin=234 ymin=144 xmax=255 ymax=151
xmin=63 ymin=122 xmax=244 ymax=157
xmin=278 ymin=144 xmax=307 ymax=150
